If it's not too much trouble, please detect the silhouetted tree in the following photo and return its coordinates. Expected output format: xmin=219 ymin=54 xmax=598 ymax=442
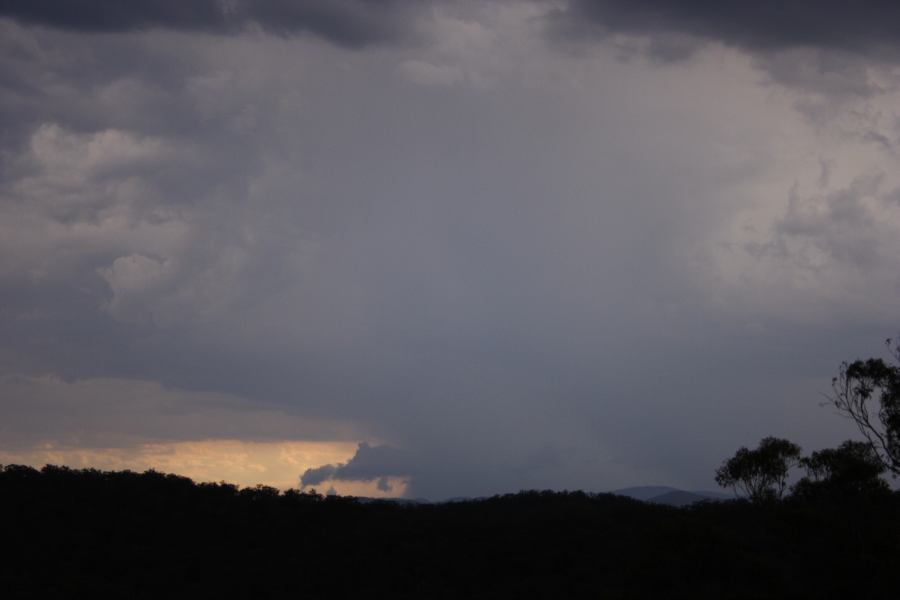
xmin=828 ymin=338 xmax=900 ymax=476
xmin=715 ymin=436 xmax=801 ymax=502
xmin=793 ymin=440 xmax=889 ymax=499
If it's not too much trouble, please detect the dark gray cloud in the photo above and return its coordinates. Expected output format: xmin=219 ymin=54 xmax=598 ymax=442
xmin=0 ymin=0 xmax=229 ymax=33
xmin=299 ymin=464 xmax=338 ymax=487
xmin=547 ymin=1 xmax=900 ymax=106
xmin=300 ymin=441 xmax=567 ymax=499
xmin=0 ymin=0 xmax=415 ymax=47
xmin=301 ymin=443 xmax=409 ymax=487
xmin=550 ymin=0 xmax=900 ymax=56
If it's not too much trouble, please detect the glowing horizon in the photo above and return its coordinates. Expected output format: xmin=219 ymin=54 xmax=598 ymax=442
xmin=0 ymin=439 xmax=409 ymax=497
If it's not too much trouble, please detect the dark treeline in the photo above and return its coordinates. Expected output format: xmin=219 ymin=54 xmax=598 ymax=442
xmin=2 ymin=464 xmax=900 ymax=599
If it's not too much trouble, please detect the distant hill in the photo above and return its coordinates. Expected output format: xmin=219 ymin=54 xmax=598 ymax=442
xmin=355 ymin=496 xmax=430 ymax=505
xmin=647 ymin=490 xmax=710 ymax=507
xmin=610 ymin=486 xmax=681 ymax=501
xmin=362 ymin=488 xmax=734 ymax=506
xmin=611 ymin=486 xmax=734 ymax=506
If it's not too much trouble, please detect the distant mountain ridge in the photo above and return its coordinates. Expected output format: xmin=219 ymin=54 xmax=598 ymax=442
xmin=354 ymin=487 xmax=735 ymax=506
xmin=610 ymin=486 xmax=734 ymax=506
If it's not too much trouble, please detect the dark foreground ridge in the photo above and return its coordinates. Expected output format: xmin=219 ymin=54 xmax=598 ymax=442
xmin=3 ymin=465 xmax=899 ymax=599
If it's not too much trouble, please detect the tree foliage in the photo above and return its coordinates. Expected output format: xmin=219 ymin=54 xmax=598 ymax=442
xmin=715 ymin=436 xmax=801 ymax=502
xmin=828 ymin=338 xmax=900 ymax=475
xmin=793 ymin=440 xmax=889 ymax=499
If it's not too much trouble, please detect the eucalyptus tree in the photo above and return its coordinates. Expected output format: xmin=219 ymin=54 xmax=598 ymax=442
xmin=715 ymin=436 xmax=802 ymax=502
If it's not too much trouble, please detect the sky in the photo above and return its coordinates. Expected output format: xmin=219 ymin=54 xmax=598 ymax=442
xmin=1 ymin=0 xmax=899 ymax=499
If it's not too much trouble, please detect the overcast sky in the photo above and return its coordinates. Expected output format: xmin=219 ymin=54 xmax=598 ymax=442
xmin=1 ymin=0 xmax=899 ymax=498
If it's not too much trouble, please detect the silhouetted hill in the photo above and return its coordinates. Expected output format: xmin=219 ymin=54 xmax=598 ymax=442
xmin=611 ymin=485 xmax=680 ymax=500
xmin=647 ymin=490 xmax=709 ymax=506
xmin=2 ymin=465 xmax=899 ymax=599
xmin=612 ymin=486 xmax=733 ymax=505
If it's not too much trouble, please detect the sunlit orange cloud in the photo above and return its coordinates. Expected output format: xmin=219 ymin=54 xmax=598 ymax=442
xmin=0 ymin=439 xmax=408 ymax=497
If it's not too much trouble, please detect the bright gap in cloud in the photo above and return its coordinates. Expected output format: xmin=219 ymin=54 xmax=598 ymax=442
xmin=0 ymin=439 xmax=407 ymax=495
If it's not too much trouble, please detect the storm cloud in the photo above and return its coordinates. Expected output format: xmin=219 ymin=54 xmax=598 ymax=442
xmin=550 ymin=0 xmax=900 ymax=55
xmin=0 ymin=0 xmax=417 ymax=47
xmin=548 ymin=0 xmax=900 ymax=101
xmin=1 ymin=1 xmax=898 ymax=498
xmin=301 ymin=443 xmax=409 ymax=487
